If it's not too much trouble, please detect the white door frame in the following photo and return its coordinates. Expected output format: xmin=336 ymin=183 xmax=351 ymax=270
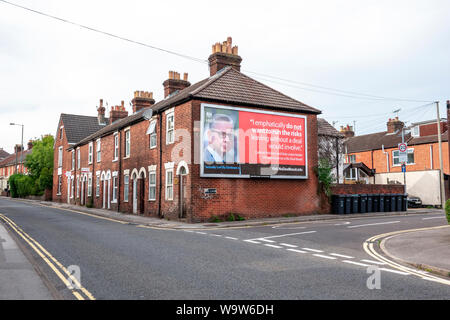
xmin=67 ymin=177 xmax=70 ymax=204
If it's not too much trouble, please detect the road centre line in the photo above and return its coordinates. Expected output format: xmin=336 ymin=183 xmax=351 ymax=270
xmin=225 ymin=236 xmax=239 ymax=240
xmin=245 ymin=230 xmax=316 ymax=241
xmin=330 ymin=253 xmax=354 ymax=259
xmin=422 ymin=216 xmax=445 ymax=220
xmin=301 ymin=248 xmax=323 ymax=253
xmin=258 ymin=238 xmax=276 ymax=243
xmin=313 ymin=254 xmax=337 ymax=260
xmin=244 ymin=240 xmax=261 ymax=244
xmin=379 ymin=268 xmax=410 ymax=275
xmin=347 ymin=221 xmax=400 ymax=229
xmin=342 ymin=260 xmax=370 ymax=267
xmin=287 ymin=249 xmax=307 ymax=254
xmin=279 ymin=243 xmax=298 ymax=248
xmin=264 ymin=244 xmax=283 ymax=249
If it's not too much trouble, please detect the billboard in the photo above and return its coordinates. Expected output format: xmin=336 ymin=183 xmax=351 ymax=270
xmin=200 ymin=103 xmax=308 ymax=179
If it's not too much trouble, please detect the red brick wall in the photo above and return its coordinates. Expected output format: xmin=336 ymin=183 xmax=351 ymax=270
xmin=347 ymin=142 xmax=449 ymax=175
xmin=331 ymin=184 xmax=405 ymax=195
xmin=419 ymin=122 xmax=446 ymax=137
xmin=54 ymin=99 xmax=321 ymax=222
xmin=52 ymin=117 xmax=71 ymax=203
xmin=188 ymin=100 xmax=320 ymax=222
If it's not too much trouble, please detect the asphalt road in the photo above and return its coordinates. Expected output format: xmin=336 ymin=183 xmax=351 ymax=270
xmin=0 ymin=197 xmax=449 ymax=300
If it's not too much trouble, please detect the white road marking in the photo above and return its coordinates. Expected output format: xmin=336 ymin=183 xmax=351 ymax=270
xmin=330 ymin=253 xmax=354 ymax=259
xmin=244 ymin=240 xmax=261 ymax=244
xmin=196 ymin=232 xmax=207 ymax=235
xmin=279 ymin=243 xmax=298 ymax=248
xmin=210 ymin=234 xmax=223 ymax=237
xmin=334 ymin=222 xmax=351 ymax=226
xmin=347 ymin=221 xmax=400 ymax=229
xmin=422 ymin=216 xmax=445 ymax=220
xmin=258 ymin=239 xmax=276 ymax=243
xmin=361 ymin=259 xmax=386 ymax=265
xmin=313 ymin=254 xmax=337 ymax=260
xmin=343 ymin=260 xmax=370 ymax=267
xmin=379 ymin=268 xmax=410 ymax=275
xmin=225 ymin=236 xmax=238 ymax=240
xmin=287 ymin=249 xmax=307 ymax=254
xmin=246 ymin=231 xmax=316 ymax=241
xmin=264 ymin=244 xmax=283 ymax=249
xmin=301 ymin=248 xmax=323 ymax=253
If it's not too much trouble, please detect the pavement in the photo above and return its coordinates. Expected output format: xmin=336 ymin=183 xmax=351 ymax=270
xmin=0 ymin=222 xmax=54 ymax=299
xmin=0 ymin=195 xmax=449 ymax=299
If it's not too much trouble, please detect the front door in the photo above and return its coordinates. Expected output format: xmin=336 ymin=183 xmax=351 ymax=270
xmin=139 ymin=178 xmax=145 ymax=215
xmin=133 ymin=179 xmax=137 ymax=214
xmin=103 ymin=180 xmax=106 ymax=208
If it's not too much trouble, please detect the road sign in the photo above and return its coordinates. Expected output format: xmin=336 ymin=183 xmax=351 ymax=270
xmin=398 ymin=143 xmax=407 ymax=153
xmin=401 ymin=163 xmax=406 ymax=173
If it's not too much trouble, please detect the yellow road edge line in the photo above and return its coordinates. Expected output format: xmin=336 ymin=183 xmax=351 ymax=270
xmin=0 ymin=214 xmax=96 ymax=300
xmin=363 ymin=225 xmax=450 ymax=286
xmin=1 ymin=214 xmax=96 ymax=300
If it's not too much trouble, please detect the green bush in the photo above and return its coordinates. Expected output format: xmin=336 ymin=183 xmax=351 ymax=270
xmin=8 ymin=174 xmax=37 ymax=198
xmin=316 ymin=158 xmax=333 ymax=198
xmin=445 ymin=199 xmax=450 ymax=224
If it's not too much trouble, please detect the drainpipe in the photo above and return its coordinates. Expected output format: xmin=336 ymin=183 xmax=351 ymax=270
xmin=382 ymin=144 xmax=389 ymax=173
xmin=118 ymin=131 xmax=122 ymax=213
xmin=157 ymin=112 xmax=163 ymax=218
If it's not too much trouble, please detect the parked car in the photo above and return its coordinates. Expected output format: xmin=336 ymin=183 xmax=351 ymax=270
xmin=407 ymin=195 xmax=422 ymax=208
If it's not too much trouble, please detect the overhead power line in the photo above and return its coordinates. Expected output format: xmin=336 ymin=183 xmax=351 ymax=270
xmin=0 ymin=0 xmax=436 ymax=104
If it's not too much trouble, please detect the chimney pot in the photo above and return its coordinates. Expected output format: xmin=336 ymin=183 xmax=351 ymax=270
xmin=208 ymin=37 xmax=242 ymax=76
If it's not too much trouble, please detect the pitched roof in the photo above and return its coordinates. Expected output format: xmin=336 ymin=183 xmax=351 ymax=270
xmin=0 ymin=150 xmax=32 ymax=168
xmin=317 ymin=118 xmax=344 ymax=138
xmin=345 ymin=130 xmax=412 ymax=153
xmin=60 ymin=114 xmax=109 ymax=144
xmin=409 ymin=131 xmax=448 ymax=146
xmin=72 ymin=67 xmax=321 ymax=148
xmin=0 ymin=149 xmax=10 ymax=160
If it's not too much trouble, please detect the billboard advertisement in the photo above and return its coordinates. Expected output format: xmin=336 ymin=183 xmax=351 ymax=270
xmin=200 ymin=103 xmax=308 ymax=179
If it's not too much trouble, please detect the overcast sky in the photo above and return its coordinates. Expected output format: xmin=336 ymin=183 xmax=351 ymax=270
xmin=1 ymin=0 xmax=450 ymax=154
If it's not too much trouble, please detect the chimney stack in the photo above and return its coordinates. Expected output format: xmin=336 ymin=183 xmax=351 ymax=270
xmin=109 ymin=101 xmax=129 ymax=124
xmin=132 ymin=91 xmax=155 ymax=113
xmin=340 ymin=125 xmax=355 ymax=138
xmin=97 ymin=99 xmax=106 ymax=125
xmin=386 ymin=117 xmax=404 ymax=133
xmin=208 ymin=37 xmax=242 ymax=76
xmin=14 ymin=144 xmax=23 ymax=154
xmin=163 ymin=71 xmax=191 ymax=98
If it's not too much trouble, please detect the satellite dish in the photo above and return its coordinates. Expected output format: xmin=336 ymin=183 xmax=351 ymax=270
xmin=142 ymin=108 xmax=153 ymax=120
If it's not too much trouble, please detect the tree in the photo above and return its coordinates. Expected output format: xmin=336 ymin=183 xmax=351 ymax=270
xmin=318 ymin=135 xmax=345 ymax=183
xmin=24 ymin=135 xmax=54 ymax=191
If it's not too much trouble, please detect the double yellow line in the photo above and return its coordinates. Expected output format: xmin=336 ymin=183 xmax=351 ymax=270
xmin=363 ymin=225 xmax=450 ymax=286
xmin=0 ymin=213 xmax=95 ymax=300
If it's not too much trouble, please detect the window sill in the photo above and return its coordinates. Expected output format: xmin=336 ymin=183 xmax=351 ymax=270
xmin=392 ymin=163 xmax=415 ymax=167
xmin=123 ymin=156 xmax=130 ymax=160
xmin=112 ymin=159 xmax=118 ymax=163
xmin=148 ymin=199 xmax=156 ymax=201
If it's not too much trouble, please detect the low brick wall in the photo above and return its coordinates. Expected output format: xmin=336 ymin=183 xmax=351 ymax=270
xmin=331 ymin=184 xmax=405 ymax=195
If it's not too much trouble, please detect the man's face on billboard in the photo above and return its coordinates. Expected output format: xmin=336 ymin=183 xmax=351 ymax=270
xmin=209 ymin=119 xmax=234 ymax=154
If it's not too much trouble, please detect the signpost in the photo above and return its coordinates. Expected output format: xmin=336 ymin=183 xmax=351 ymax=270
xmin=398 ymin=143 xmax=407 ymax=186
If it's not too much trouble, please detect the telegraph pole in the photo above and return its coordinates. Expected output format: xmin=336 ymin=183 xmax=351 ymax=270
xmin=436 ymin=101 xmax=445 ymax=208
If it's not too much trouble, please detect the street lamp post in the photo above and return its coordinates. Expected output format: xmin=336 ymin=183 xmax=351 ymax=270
xmin=10 ymin=123 xmax=24 ymax=174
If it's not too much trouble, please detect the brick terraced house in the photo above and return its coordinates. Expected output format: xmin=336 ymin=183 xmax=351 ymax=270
xmin=53 ymin=38 xmax=323 ymax=222
xmin=0 ymin=144 xmax=32 ymax=193
xmin=344 ymin=110 xmax=450 ymax=205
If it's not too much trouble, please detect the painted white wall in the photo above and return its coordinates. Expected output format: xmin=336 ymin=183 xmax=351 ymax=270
xmin=374 ymin=170 xmax=441 ymax=205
